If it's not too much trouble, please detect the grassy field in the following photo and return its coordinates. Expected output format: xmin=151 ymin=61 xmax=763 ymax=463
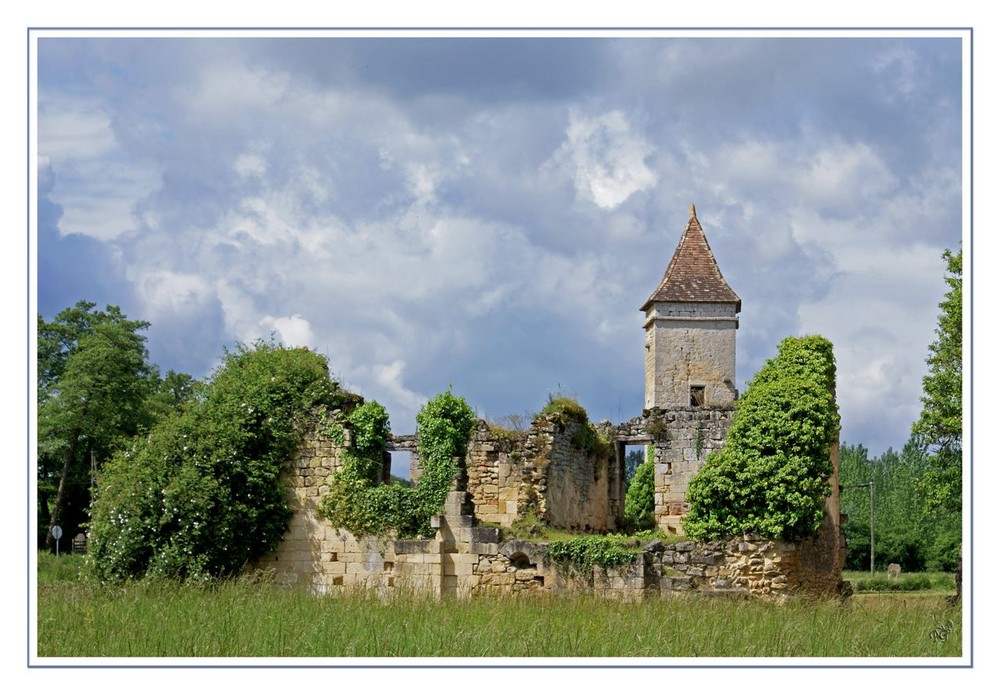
xmin=36 ymin=554 xmax=962 ymax=659
xmin=843 ymin=570 xmax=956 ymax=593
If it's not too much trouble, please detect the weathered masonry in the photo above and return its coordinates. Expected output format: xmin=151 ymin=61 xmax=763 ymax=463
xmin=255 ymin=412 xmax=841 ymax=598
xmin=254 ymin=205 xmax=844 ymax=598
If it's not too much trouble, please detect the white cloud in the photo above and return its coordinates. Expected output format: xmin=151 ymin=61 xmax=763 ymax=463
xmin=135 ymin=270 xmax=213 ymax=315
xmin=710 ymin=137 xmax=896 ymax=211
xmin=549 ymin=110 xmax=658 ymax=210
xmin=259 ymin=314 xmax=315 ymax=348
xmin=184 ymin=62 xmax=291 ymax=119
xmin=234 ymin=152 xmax=267 ymax=178
xmin=372 ymin=360 xmax=428 ymax=413
xmin=37 ymin=94 xmax=160 ymax=240
xmin=38 ymin=96 xmax=117 ymax=161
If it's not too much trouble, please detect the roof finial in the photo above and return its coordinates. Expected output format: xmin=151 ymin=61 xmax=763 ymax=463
xmin=690 ymin=202 xmax=697 ymax=218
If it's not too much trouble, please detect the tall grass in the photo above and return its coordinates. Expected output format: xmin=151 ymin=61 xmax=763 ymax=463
xmin=37 ymin=573 xmax=962 ymax=658
xmin=844 ymin=570 xmax=956 ymax=593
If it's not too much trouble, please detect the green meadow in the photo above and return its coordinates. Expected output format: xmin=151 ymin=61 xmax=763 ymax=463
xmin=37 ymin=554 xmax=961 ymax=659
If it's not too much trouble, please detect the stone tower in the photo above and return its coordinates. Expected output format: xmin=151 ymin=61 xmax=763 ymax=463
xmin=642 ymin=205 xmax=741 ymax=409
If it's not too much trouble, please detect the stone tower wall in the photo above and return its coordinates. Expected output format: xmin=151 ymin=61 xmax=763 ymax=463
xmin=644 ymin=301 xmax=738 ymax=409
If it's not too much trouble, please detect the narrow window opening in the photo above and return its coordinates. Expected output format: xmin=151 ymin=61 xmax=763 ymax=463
xmin=690 ymin=386 xmax=706 ymax=406
xmin=389 ymin=450 xmax=412 ymax=486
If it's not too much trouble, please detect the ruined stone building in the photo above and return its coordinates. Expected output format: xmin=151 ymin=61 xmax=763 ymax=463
xmin=254 ymin=205 xmax=844 ymax=599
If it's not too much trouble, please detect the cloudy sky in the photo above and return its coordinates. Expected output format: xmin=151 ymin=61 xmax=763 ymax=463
xmin=34 ymin=31 xmax=965 ymax=463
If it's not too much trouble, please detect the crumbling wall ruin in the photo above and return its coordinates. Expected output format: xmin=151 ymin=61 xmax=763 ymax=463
xmin=255 ymin=404 xmax=842 ymax=599
xmin=615 ymin=407 xmax=734 ymax=534
xmin=424 ymin=415 xmax=615 ymax=532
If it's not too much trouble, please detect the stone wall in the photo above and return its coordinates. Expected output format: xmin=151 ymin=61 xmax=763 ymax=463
xmin=255 ymin=409 xmax=841 ymax=599
xmin=519 ymin=417 xmax=612 ymax=532
xmin=424 ymin=416 xmax=615 ymax=532
xmin=465 ymin=423 xmax=526 ymax=527
xmin=257 ymin=475 xmax=841 ymax=600
xmin=616 ymin=407 xmax=734 ymax=534
xmin=644 ymin=301 xmax=739 ymax=409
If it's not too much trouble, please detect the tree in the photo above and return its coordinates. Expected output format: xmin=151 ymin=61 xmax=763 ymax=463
xmin=623 ymin=446 xmax=655 ymax=531
xmin=839 ymin=439 xmax=958 ymax=572
xmin=624 ymin=449 xmax=644 ymax=488
xmin=912 ymin=249 xmax=962 ymax=515
xmin=37 ymin=303 xmax=156 ymax=549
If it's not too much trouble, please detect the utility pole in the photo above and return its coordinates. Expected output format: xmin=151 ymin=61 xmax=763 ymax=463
xmin=850 ymin=481 xmax=876 ymax=576
xmin=868 ymin=480 xmax=875 ymax=577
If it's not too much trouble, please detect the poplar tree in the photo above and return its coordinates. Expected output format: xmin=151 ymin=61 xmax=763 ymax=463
xmin=912 ymin=249 xmax=963 ymax=514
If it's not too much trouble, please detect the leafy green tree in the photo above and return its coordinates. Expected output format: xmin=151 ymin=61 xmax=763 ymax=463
xmin=913 ymin=249 xmax=962 ymax=514
xmin=624 ymin=449 xmax=644 ymax=488
xmin=683 ymin=335 xmax=839 ymax=541
xmin=89 ymin=341 xmax=346 ymax=581
xmin=840 ymin=439 xmax=960 ymax=572
xmin=37 ymin=303 xmax=156 ymax=549
xmin=624 ymin=446 xmax=655 ymax=531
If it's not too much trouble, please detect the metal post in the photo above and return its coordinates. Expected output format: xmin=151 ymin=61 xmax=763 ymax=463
xmin=849 ymin=482 xmax=876 ymax=577
xmin=869 ymin=480 xmax=875 ymax=577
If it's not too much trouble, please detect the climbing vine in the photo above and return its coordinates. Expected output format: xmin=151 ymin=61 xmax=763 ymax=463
xmin=320 ymin=390 xmax=476 ymax=538
xmin=683 ymin=335 xmax=840 ymax=541
xmin=547 ymin=534 xmax=644 ymax=570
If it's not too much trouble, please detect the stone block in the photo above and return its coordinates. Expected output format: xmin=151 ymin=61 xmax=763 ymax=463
xmin=323 ymin=561 xmax=347 ymax=576
xmin=471 ymin=542 xmax=499 ymax=556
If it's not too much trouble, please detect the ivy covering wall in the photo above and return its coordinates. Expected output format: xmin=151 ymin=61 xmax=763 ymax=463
xmin=683 ymin=335 xmax=840 ymax=541
xmin=319 ymin=390 xmax=477 ymax=538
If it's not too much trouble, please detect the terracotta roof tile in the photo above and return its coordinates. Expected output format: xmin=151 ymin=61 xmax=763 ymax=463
xmin=641 ymin=206 xmax=741 ymax=312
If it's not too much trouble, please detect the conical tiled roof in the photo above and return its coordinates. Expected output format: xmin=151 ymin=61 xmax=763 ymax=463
xmin=641 ymin=205 xmax=741 ymax=312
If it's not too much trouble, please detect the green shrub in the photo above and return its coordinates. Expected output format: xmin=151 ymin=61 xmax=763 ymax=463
xmin=546 ymin=535 xmax=642 ymax=570
xmin=89 ymin=341 xmax=346 ymax=581
xmin=538 ymin=395 xmax=589 ymax=424
xmin=623 ymin=446 xmax=655 ymax=531
xmin=683 ymin=335 xmax=840 ymax=541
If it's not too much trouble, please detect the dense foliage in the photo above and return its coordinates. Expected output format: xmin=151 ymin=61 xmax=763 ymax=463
xmin=37 ymin=301 xmax=194 ymax=550
xmin=683 ymin=335 xmax=840 ymax=541
xmin=840 ymin=441 xmax=960 ymax=572
xmin=912 ymin=249 xmax=962 ymax=514
xmin=89 ymin=342 xmax=345 ymax=581
xmin=320 ymin=390 xmax=477 ymax=537
xmin=623 ymin=445 xmax=655 ymax=531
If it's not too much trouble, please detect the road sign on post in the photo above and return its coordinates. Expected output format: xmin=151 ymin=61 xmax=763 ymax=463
xmin=51 ymin=525 xmax=63 ymax=557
